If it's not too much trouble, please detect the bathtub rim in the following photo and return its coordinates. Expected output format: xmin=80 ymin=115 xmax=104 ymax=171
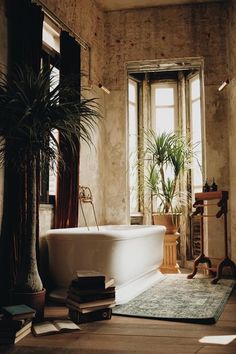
xmin=46 ymin=224 xmax=166 ymax=241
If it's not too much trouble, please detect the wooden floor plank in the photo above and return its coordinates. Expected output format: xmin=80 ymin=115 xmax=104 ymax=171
xmin=0 ymin=278 xmax=235 ymax=354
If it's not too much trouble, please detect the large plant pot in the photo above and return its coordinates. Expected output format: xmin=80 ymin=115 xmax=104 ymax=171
xmin=11 ymin=288 xmax=46 ymax=321
xmin=152 ymin=213 xmax=181 ymax=234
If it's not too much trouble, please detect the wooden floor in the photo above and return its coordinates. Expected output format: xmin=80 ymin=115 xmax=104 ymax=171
xmin=0 ymin=278 xmax=236 ymax=354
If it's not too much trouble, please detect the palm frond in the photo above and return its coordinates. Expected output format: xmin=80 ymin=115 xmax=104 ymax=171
xmin=0 ymin=65 xmax=102 ymax=170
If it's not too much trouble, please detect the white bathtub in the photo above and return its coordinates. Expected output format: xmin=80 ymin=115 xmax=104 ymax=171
xmin=46 ymin=225 xmax=165 ymax=304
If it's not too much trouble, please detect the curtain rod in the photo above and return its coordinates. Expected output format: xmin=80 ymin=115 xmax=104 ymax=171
xmin=32 ymin=0 xmax=90 ymax=50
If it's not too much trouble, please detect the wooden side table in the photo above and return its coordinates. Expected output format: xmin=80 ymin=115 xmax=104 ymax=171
xmin=187 ymin=191 xmax=236 ymax=284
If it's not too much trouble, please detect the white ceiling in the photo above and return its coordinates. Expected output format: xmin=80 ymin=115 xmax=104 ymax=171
xmin=94 ymin=0 xmax=223 ymax=11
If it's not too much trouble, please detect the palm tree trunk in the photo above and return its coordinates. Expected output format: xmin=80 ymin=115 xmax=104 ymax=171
xmin=15 ymin=155 xmax=42 ymax=292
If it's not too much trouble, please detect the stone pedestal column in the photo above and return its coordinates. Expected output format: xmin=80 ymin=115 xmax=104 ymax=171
xmin=160 ymin=233 xmax=180 ymax=273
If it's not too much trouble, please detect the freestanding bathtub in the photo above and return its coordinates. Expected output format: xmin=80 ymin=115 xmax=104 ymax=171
xmin=45 ymin=225 xmax=166 ymax=304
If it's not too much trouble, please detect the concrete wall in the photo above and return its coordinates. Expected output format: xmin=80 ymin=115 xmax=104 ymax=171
xmin=103 ymin=2 xmax=231 ymax=258
xmin=0 ymin=0 xmax=235 ymax=261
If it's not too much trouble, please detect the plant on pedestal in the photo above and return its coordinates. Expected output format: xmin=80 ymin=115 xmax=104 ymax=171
xmin=145 ymin=130 xmax=197 ymax=233
xmin=0 ymin=66 xmax=101 ymax=315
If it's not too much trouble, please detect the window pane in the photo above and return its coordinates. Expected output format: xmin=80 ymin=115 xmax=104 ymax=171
xmin=129 ymin=80 xmax=139 ymax=213
xmin=129 ymin=82 xmax=136 ymax=103
xmin=43 ymin=21 xmax=60 ymax=53
xmin=129 ymin=105 xmax=138 ymax=134
xmin=155 ymin=107 xmax=175 ymax=134
xmin=49 ymin=129 xmax=59 ymax=195
xmin=190 ymin=74 xmax=202 ymax=195
xmin=191 ymin=78 xmax=200 ymax=100
xmin=50 ymin=66 xmax=60 ymax=92
xmin=155 ymin=87 xmax=174 ymax=106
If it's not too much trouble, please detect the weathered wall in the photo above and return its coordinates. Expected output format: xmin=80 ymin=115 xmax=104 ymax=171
xmin=41 ymin=0 xmax=106 ymax=226
xmin=227 ymin=0 xmax=236 ymax=262
xmin=103 ymin=3 xmax=231 ymax=258
xmin=0 ymin=0 xmax=235 ymax=261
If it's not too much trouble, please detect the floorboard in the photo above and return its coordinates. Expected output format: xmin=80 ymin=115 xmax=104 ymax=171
xmin=0 ymin=276 xmax=235 ymax=354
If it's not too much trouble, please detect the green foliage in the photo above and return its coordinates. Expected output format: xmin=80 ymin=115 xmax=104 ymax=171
xmin=144 ymin=130 xmax=198 ymax=214
xmin=0 ymin=65 xmax=101 ymax=169
xmin=0 ymin=65 xmax=101 ymax=294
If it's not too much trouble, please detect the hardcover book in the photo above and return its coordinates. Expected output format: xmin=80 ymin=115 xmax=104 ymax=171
xmin=66 ymin=297 xmax=116 ymax=310
xmin=67 ymin=289 xmax=115 ymax=304
xmin=32 ymin=320 xmax=80 ymax=336
xmin=68 ymin=285 xmax=116 ymax=296
xmin=66 ymin=302 xmax=115 ymax=314
xmin=0 ymin=318 xmax=27 ymax=330
xmin=0 ymin=320 xmax=32 ymax=337
xmin=68 ymin=307 xmax=112 ymax=324
xmin=72 ymin=271 xmax=114 ymax=290
xmin=0 ymin=321 xmax=32 ymax=344
xmin=1 ymin=304 xmax=36 ymax=320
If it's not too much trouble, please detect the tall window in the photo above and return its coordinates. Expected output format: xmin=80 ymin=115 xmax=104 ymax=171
xmin=189 ymin=75 xmax=202 ymax=195
xmin=40 ymin=17 xmax=60 ymax=203
xmin=128 ymin=79 xmax=139 ymax=213
xmin=151 ymin=82 xmax=178 ymax=186
xmin=151 ymin=82 xmax=178 ymax=134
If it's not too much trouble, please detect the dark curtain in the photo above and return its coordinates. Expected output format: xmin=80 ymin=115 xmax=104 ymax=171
xmin=7 ymin=0 xmax=43 ymax=73
xmin=55 ymin=31 xmax=81 ymax=228
xmin=0 ymin=0 xmax=43 ymax=302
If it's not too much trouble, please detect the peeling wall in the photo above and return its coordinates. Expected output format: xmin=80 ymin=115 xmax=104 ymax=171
xmin=103 ymin=3 xmax=231 ymax=258
xmin=0 ymin=0 xmax=235 ymax=261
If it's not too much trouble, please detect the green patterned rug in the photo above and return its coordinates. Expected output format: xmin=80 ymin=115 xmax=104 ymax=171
xmin=113 ymin=275 xmax=235 ymax=324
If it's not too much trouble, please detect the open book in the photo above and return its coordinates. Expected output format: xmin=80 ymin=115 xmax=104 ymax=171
xmin=32 ymin=320 xmax=80 ymax=336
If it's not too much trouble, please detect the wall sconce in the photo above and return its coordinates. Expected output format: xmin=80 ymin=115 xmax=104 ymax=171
xmin=98 ymin=83 xmax=110 ymax=94
xmin=218 ymin=79 xmax=229 ymax=92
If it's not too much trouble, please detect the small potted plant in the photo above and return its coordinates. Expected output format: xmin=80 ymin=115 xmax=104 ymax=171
xmin=145 ymin=130 xmax=197 ymax=234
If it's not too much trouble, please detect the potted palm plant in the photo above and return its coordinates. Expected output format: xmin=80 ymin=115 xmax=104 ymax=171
xmin=145 ymin=130 xmax=196 ymax=234
xmin=0 ymin=66 xmax=101 ymax=317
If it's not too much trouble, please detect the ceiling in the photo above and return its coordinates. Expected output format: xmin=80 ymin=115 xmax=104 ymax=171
xmin=94 ymin=0 xmax=223 ymax=11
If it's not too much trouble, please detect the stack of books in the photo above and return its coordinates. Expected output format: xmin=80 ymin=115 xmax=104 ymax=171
xmin=66 ymin=270 xmax=116 ymax=324
xmin=0 ymin=304 xmax=35 ymax=344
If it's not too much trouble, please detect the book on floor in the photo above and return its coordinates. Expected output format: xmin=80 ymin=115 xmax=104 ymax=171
xmin=67 ymin=286 xmax=115 ymax=303
xmin=68 ymin=307 xmax=112 ymax=324
xmin=0 ymin=320 xmax=32 ymax=344
xmin=67 ymin=302 xmax=115 ymax=314
xmin=1 ymin=304 xmax=36 ymax=320
xmin=0 ymin=318 xmax=27 ymax=331
xmin=66 ymin=297 xmax=116 ymax=310
xmin=32 ymin=319 xmax=80 ymax=336
xmin=0 ymin=319 xmax=32 ymax=337
xmin=73 ymin=270 xmax=115 ymax=290
xmin=0 ymin=327 xmax=31 ymax=344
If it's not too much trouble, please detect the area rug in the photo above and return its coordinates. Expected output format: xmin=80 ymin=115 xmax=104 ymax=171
xmin=113 ymin=275 xmax=235 ymax=324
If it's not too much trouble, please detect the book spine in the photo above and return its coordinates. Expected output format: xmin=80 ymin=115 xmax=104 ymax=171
xmin=68 ymin=308 xmax=112 ymax=324
xmin=71 ymin=279 xmax=106 ymax=290
xmin=67 ymin=291 xmax=115 ymax=303
xmin=68 ymin=286 xmax=115 ymax=296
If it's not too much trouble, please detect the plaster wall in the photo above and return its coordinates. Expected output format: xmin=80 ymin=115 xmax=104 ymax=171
xmin=103 ymin=2 xmax=230 ymax=258
xmin=227 ymin=0 xmax=236 ymax=262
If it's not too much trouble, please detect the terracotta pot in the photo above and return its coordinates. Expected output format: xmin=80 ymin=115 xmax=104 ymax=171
xmin=11 ymin=288 xmax=46 ymax=321
xmin=152 ymin=213 xmax=181 ymax=234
